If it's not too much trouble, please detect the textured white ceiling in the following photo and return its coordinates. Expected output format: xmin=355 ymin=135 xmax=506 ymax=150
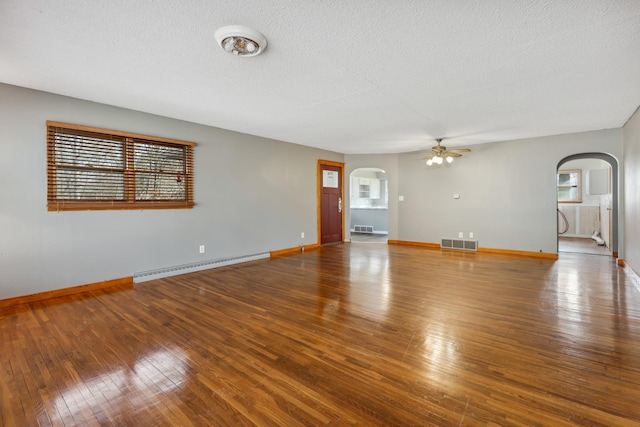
xmin=1 ymin=0 xmax=639 ymax=153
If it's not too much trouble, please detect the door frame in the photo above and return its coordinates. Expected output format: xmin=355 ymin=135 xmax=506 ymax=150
xmin=317 ymin=159 xmax=345 ymax=244
xmin=557 ymin=153 xmax=619 ymax=257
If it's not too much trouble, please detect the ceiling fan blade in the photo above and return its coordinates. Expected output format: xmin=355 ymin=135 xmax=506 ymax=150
xmin=444 ymin=152 xmax=463 ymax=157
xmin=448 ymin=148 xmax=471 ymax=152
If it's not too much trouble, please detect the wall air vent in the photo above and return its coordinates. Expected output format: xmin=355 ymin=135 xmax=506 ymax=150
xmin=441 ymin=239 xmax=478 ymax=251
xmin=354 ymin=225 xmax=374 ymax=233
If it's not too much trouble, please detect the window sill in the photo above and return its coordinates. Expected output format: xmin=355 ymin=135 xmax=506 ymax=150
xmin=48 ymin=201 xmax=195 ymax=211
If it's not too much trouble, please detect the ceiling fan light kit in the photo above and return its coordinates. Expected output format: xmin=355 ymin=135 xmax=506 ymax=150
xmin=215 ymin=25 xmax=267 ymax=57
xmin=425 ymin=139 xmax=470 ymax=166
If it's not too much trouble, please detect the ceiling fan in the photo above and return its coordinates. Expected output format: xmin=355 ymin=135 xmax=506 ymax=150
xmin=424 ymin=139 xmax=471 ymax=166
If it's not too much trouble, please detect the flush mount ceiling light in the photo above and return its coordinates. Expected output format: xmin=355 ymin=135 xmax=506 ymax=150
xmin=215 ymin=25 xmax=267 ymax=57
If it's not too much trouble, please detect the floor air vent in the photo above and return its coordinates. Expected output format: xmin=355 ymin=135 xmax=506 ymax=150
xmin=441 ymin=239 xmax=478 ymax=251
xmin=354 ymin=225 xmax=374 ymax=233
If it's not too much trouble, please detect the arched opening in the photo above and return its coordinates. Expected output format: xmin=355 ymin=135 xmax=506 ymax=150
xmin=349 ymin=168 xmax=388 ymax=243
xmin=557 ymin=153 xmax=619 ymax=257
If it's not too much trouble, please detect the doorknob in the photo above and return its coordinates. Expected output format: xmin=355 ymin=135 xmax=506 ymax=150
xmin=338 ymin=197 xmax=342 ymax=213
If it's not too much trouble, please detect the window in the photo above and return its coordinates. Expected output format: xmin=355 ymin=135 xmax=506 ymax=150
xmin=47 ymin=121 xmax=195 ymax=211
xmin=557 ymin=169 xmax=581 ymax=203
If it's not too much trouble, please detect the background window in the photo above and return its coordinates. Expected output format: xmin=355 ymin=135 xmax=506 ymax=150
xmin=557 ymin=169 xmax=581 ymax=203
xmin=47 ymin=121 xmax=195 ymax=211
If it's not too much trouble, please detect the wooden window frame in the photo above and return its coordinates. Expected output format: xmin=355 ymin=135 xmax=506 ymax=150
xmin=557 ymin=169 xmax=582 ymax=204
xmin=47 ymin=121 xmax=195 ymax=211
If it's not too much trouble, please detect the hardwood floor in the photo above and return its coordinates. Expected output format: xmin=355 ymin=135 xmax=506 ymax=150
xmin=1 ymin=244 xmax=640 ymax=426
xmin=559 ymin=236 xmax=612 ymax=256
xmin=349 ymin=232 xmax=388 ymax=243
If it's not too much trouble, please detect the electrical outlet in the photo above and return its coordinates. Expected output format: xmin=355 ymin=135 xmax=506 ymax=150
xmin=453 ymin=194 xmax=460 ymax=199
xmin=301 ymin=232 xmax=304 ymax=239
xmin=399 ymin=195 xmax=404 ymax=201
xmin=458 ymin=232 xmax=464 ymax=238
xmin=469 ymin=232 xmax=474 ymax=238
xmin=199 ymin=245 xmax=205 ymax=254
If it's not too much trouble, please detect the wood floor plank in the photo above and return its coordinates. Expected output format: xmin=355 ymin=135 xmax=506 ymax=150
xmin=1 ymin=244 xmax=640 ymax=425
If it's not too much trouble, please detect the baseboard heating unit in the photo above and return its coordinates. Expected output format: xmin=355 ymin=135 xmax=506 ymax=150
xmin=441 ymin=239 xmax=478 ymax=251
xmin=133 ymin=251 xmax=270 ymax=283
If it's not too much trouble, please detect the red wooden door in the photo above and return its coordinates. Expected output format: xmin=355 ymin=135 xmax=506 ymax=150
xmin=320 ymin=164 xmax=343 ymax=244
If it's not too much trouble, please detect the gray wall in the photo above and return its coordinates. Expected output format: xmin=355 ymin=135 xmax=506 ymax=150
xmin=623 ymin=106 xmax=640 ymax=274
xmin=397 ymin=130 xmax=623 ymax=253
xmin=0 ymin=83 xmax=343 ymax=299
xmin=348 ymin=130 xmax=623 ymax=254
xmin=1 ymin=82 xmax=637 ymax=299
xmin=350 ymin=209 xmax=388 ymax=233
xmin=396 ymin=130 xmax=623 ymax=253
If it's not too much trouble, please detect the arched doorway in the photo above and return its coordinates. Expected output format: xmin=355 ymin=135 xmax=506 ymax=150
xmin=349 ymin=168 xmax=388 ymax=243
xmin=557 ymin=153 xmax=619 ymax=257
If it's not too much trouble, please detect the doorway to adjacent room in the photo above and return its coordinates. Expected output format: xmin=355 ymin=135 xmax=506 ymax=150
xmin=349 ymin=167 xmax=388 ymax=243
xmin=556 ymin=154 xmax=618 ymax=257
